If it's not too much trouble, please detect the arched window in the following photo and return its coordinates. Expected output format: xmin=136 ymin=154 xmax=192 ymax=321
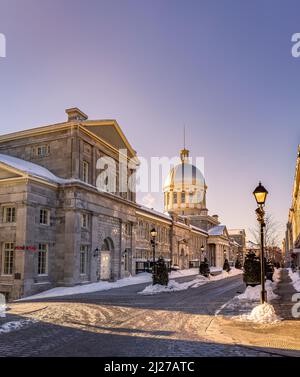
xmin=101 ymin=239 xmax=110 ymax=251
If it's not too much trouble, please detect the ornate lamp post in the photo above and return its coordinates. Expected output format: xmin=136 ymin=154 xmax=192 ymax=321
xmin=253 ymin=181 xmax=268 ymax=304
xmin=200 ymin=244 xmax=205 ymax=262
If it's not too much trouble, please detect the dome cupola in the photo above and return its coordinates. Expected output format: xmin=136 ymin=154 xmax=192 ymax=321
xmin=163 ymin=148 xmax=207 ymax=215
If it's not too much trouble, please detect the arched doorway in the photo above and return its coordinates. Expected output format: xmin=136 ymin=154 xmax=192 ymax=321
xmin=180 ymin=248 xmax=185 ymax=269
xmin=100 ymin=238 xmax=113 ymax=280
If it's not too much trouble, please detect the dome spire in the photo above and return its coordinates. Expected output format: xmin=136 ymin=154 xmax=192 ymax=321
xmin=180 ymin=124 xmax=189 ymax=161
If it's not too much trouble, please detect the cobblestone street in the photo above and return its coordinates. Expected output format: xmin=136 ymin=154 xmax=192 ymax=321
xmin=0 ymin=273 xmax=299 ymax=357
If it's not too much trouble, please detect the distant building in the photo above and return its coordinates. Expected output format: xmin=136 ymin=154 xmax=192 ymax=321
xmin=246 ymin=240 xmax=260 ymax=254
xmin=285 ymin=145 xmax=300 ymax=268
xmin=228 ymin=229 xmax=246 ymax=262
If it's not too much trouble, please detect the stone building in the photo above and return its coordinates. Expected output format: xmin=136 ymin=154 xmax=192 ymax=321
xmin=228 ymin=229 xmax=246 ymax=262
xmin=285 ymin=145 xmax=300 ymax=268
xmin=0 ymin=108 xmax=244 ymax=300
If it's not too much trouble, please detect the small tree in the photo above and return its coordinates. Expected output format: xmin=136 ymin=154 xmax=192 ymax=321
xmin=265 ymin=258 xmax=274 ymax=281
xmin=153 ymin=256 xmax=169 ymax=286
xmin=223 ymin=258 xmax=231 ymax=273
xmin=199 ymin=257 xmax=210 ymax=277
xmin=243 ymin=250 xmax=261 ymax=286
xmin=235 ymin=258 xmax=242 ymax=269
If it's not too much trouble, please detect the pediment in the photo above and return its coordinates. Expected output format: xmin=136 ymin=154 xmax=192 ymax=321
xmin=81 ymin=120 xmax=136 ymax=158
xmin=0 ymin=163 xmax=26 ymax=180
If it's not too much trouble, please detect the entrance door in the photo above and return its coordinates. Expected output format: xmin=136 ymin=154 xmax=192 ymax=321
xmin=100 ymin=251 xmax=111 ymax=280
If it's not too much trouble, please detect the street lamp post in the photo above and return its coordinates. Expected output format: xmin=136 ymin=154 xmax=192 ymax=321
xmin=253 ymin=181 xmax=268 ymax=304
xmin=200 ymin=244 xmax=205 ymax=262
xmin=150 ymin=227 xmax=158 ymax=272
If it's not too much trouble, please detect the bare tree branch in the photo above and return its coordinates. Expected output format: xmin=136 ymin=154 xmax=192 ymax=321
xmin=249 ymin=213 xmax=282 ymax=248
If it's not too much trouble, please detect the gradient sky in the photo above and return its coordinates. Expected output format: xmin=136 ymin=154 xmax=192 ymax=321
xmin=1 ymin=0 xmax=300 ymax=242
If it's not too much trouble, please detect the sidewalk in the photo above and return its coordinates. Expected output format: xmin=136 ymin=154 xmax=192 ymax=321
xmin=207 ymin=268 xmax=300 ymax=356
xmin=273 ymin=268 xmax=299 ymax=320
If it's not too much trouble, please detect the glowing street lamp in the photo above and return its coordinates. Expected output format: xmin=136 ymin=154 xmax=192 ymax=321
xmin=253 ymin=181 xmax=268 ymax=206
xmin=253 ymin=181 xmax=268 ymax=304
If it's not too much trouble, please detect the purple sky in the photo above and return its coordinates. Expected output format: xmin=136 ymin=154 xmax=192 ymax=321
xmin=1 ymin=0 xmax=300 ymax=241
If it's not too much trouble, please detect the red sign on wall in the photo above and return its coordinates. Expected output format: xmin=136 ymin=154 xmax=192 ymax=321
xmin=15 ymin=246 xmax=37 ymax=251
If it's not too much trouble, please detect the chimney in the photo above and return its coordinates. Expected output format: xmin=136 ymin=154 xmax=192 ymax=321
xmin=212 ymin=214 xmax=219 ymax=222
xmin=65 ymin=107 xmax=88 ymax=122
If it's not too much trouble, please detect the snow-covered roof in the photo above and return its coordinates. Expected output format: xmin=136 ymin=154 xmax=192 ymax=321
xmin=0 ymin=153 xmax=67 ymax=184
xmin=230 ymin=239 xmax=241 ymax=247
xmin=190 ymin=224 xmax=208 ymax=235
xmin=208 ymin=225 xmax=227 ymax=236
xmin=246 ymin=240 xmax=260 ymax=249
xmin=228 ymin=229 xmax=245 ymax=235
xmin=137 ymin=205 xmax=172 ymax=221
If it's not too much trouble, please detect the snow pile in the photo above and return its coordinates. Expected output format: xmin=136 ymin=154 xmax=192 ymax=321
xmin=209 ymin=268 xmax=243 ymax=281
xmin=20 ymin=269 xmax=205 ymax=300
xmin=139 ymin=269 xmax=244 ymax=295
xmin=139 ymin=276 xmax=208 ymax=295
xmin=20 ymin=265 xmax=242 ymax=300
xmin=0 ymin=319 xmax=36 ymax=334
xmin=170 ymin=268 xmax=199 ymax=278
xmin=237 ymin=280 xmax=278 ymax=301
xmin=0 ymin=294 xmax=6 ymax=318
xmin=288 ymin=268 xmax=300 ymax=292
xmin=0 ymin=304 xmax=6 ymax=318
xmin=272 ymin=268 xmax=282 ymax=284
xmin=240 ymin=303 xmax=281 ymax=324
xmin=210 ymin=267 xmax=223 ymax=274
xmin=138 ymin=267 xmax=243 ymax=295
xmin=20 ymin=273 xmax=153 ymax=300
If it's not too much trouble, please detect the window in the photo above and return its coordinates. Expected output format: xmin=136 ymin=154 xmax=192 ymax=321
xmin=2 ymin=242 xmax=14 ymax=275
xmin=3 ymin=207 xmax=16 ymax=223
xmin=36 ymin=145 xmax=50 ymax=157
xmin=165 ymin=192 xmax=169 ymax=206
xmin=124 ymin=223 xmax=132 ymax=236
xmin=81 ymin=213 xmax=89 ymax=229
xmin=181 ymin=192 xmax=185 ymax=203
xmin=124 ymin=249 xmax=130 ymax=272
xmin=173 ymin=192 xmax=177 ymax=204
xmin=40 ymin=209 xmax=50 ymax=225
xmin=195 ymin=191 xmax=202 ymax=203
xmin=189 ymin=192 xmax=194 ymax=204
xmin=38 ymin=244 xmax=48 ymax=275
xmin=80 ymin=245 xmax=89 ymax=275
xmin=83 ymin=161 xmax=89 ymax=183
